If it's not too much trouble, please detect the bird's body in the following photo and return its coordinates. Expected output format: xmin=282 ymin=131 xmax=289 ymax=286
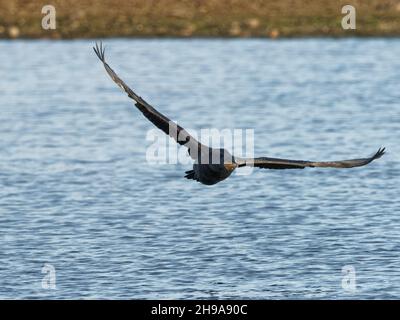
xmin=189 ymin=163 xmax=235 ymax=185
xmin=93 ymin=43 xmax=385 ymax=186
xmin=186 ymin=148 xmax=237 ymax=185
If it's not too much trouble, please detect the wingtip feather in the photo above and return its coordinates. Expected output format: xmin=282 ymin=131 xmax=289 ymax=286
xmin=373 ymin=147 xmax=386 ymax=160
xmin=93 ymin=41 xmax=105 ymax=62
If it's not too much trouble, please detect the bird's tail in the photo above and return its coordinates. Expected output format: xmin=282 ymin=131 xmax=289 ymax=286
xmin=184 ymin=170 xmax=196 ymax=180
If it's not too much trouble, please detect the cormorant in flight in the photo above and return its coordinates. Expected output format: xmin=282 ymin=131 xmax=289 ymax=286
xmin=94 ymin=42 xmax=385 ymax=185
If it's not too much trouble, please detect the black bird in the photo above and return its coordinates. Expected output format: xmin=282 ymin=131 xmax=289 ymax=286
xmin=94 ymin=42 xmax=385 ymax=185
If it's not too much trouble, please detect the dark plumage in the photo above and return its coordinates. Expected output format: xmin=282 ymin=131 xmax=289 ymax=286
xmin=94 ymin=42 xmax=385 ymax=185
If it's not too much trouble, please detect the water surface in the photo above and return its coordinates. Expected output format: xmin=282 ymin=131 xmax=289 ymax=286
xmin=0 ymin=39 xmax=399 ymax=299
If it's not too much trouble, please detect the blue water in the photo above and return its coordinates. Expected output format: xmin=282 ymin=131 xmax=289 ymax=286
xmin=0 ymin=39 xmax=399 ymax=299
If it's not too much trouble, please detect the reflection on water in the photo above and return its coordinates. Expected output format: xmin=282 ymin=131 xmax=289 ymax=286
xmin=0 ymin=38 xmax=399 ymax=299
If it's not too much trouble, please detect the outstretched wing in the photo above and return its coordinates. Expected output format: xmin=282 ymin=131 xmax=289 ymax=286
xmin=240 ymin=148 xmax=385 ymax=170
xmin=93 ymin=42 xmax=204 ymax=160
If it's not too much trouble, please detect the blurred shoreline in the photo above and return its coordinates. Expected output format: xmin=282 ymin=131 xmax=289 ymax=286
xmin=1 ymin=0 xmax=400 ymax=39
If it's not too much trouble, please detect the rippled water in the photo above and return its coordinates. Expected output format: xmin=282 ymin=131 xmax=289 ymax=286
xmin=0 ymin=39 xmax=399 ymax=299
